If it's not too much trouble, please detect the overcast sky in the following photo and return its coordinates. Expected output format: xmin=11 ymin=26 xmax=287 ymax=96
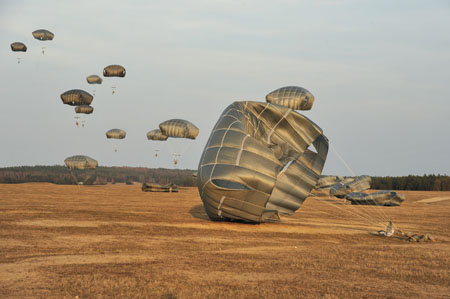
xmin=1 ymin=0 xmax=449 ymax=176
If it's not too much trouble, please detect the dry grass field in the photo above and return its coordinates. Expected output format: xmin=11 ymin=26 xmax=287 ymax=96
xmin=0 ymin=183 xmax=449 ymax=298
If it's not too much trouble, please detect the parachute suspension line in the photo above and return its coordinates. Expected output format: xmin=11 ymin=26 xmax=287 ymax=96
xmin=310 ymin=196 xmax=386 ymax=229
xmin=69 ymin=169 xmax=79 ymax=186
xmin=329 ymin=142 xmax=356 ymax=177
xmin=329 ymin=142 xmax=399 ymax=231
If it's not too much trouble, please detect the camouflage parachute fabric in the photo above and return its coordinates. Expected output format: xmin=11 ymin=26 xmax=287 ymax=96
xmin=142 ymin=183 xmax=178 ymax=192
xmin=75 ymin=105 xmax=94 ymax=114
xmin=159 ymin=119 xmax=199 ymax=139
xmin=266 ymin=86 xmax=315 ymax=111
xmin=345 ymin=191 xmax=405 ymax=206
xmin=86 ymin=75 xmax=103 ymax=84
xmin=10 ymin=42 xmax=27 ymax=52
xmin=32 ymin=29 xmax=54 ymax=41
xmin=103 ymin=65 xmax=126 ymax=77
xmin=64 ymin=155 xmax=98 ymax=170
xmin=146 ymin=129 xmax=168 ymax=141
xmin=60 ymin=89 xmax=93 ymax=106
xmin=106 ymin=129 xmax=126 ymax=139
xmin=197 ymin=101 xmax=328 ymax=223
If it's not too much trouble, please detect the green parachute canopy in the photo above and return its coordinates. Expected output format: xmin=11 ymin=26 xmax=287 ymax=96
xmin=61 ymin=89 xmax=93 ymax=106
xmin=10 ymin=42 xmax=27 ymax=52
xmin=74 ymin=105 xmax=94 ymax=114
xmin=266 ymin=86 xmax=314 ymax=110
xmin=197 ymin=101 xmax=328 ymax=223
xmin=86 ymin=75 xmax=103 ymax=84
xmin=64 ymin=155 xmax=98 ymax=170
xmin=147 ymin=129 xmax=168 ymax=141
xmin=32 ymin=29 xmax=54 ymax=41
xmin=159 ymin=119 xmax=199 ymax=140
xmin=103 ymin=65 xmax=126 ymax=77
xmin=106 ymin=129 xmax=126 ymax=139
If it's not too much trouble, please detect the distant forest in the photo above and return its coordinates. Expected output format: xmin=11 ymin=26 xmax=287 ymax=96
xmin=0 ymin=166 xmax=197 ymax=186
xmin=0 ymin=166 xmax=449 ymax=191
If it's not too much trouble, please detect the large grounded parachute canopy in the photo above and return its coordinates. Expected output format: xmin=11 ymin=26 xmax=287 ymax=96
xmin=74 ymin=105 xmax=94 ymax=114
xmin=147 ymin=129 xmax=168 ymax=141
xmin=106 ymin=129 xmax=126 ymax=139
xmin=266 ymin=86 xmax=315 ymax=111
xmin=197 ymin=101 xmax=328 ymax=223
xmin=64 ymin=155 xmax=98 ymax=170
xmin=159 ymin=119 xmax=199 ymax=139
xmin=32 ymin=29 xmax=54 ymax=41
xmin=61 ymin=89 xmax=94 ymax=106
xmin=103 ymin=65 xmax=126 ymax=77
xmin=86 ymin=75 xmax=103 ymax=84
xmin=10 ymin=42 xmax=27 ymax=52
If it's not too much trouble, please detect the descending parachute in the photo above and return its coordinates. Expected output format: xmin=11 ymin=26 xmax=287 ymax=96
xmin=146 ymin=129 xmax=168 ymax=158
xmin=64 ymin=155 xmax=98 ymax=185
xmin=86 ymin=75 xmax=103 ymax=84
xmin=10 ymin=42 xmax=27 ymax=64
xmin=32 ymin=29 xmax=54 ymax=41
xmin=32 ymin=29 xmax=54 ymax=54
xmin=106 ymin=129 xmax=126 ymax=152
xmin=75 ymin=105 xmax=94 ymax=114
xmin=159 ymin=119 xmax=199 ymax=139
xmin=10 ymin=42 xmax=27 ymax=52
xmin=64 ymin=155 xmax=98 ymax=170
xmin=61 ymin=89 xmax=93 ymax=106
xmin=266 ymin=86 xmax=314 ymax=110
xmin=197 ymin=101 xmax=328 ymax=223
xmin=159 ymin=119 xmax=199 ymax=166
xmin=103 ymin=65 xmax=125 ymax=94
xmin=103 ymin=65 xmax=126 ymax=77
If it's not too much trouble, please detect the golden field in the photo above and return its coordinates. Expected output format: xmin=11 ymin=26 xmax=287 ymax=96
xmin=0 ymin=183 xmax=449 ymax=298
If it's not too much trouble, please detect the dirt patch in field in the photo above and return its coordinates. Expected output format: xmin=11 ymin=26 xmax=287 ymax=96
xmin=0 ymin=184 xmax=449 ymax=298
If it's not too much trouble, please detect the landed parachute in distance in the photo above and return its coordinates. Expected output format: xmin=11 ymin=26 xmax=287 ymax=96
xmin=103 ymin=65 xmax=126 ymax=77
xmin=64 ymin=155 xmax=98 ymax=170
xmin=61 ymin=89 xmax=93 ymax=106
xmin=197 ymin=101 xmax=328 ymax=223
xmin=266 ymin=86 xmax=314 ymax=110
xmin=75 ymin=105 xmax=94 ymax=114
xmin=147 ymin=129 xmax=168 ymax=141
xmin=32 ymin=29 xmax=54 ymax=41
xmin=159 ymin=119 xmax=199 ymax=139
xmin=345 ymin=191 xmax=405 ymax=206
xmin=330 ymin=175 xmax=371 ymax=198
xmin=10 ymin=42 xmax=27 ymax=52
xmin=86 ymin=75 xmax=103 ymax=84
xmin=106 ymin=129 xmax=126 ymax=139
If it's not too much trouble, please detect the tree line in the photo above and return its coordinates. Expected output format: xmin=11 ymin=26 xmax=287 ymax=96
xmin=371 ymin=174 xmax=450 ymax=191
xmin=0 ymin=166 xmax=197 ymax=186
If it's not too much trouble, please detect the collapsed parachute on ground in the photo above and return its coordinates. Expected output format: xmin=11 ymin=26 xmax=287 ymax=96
xmin=10 ymin=42 xmax=27 ymax=52
xmin=32 ymin=29 xmax=54 ymax=41
xmin=266 ymin=86 xmax=315 ymax=111
xmin=61 ymin=89 xmax=93 ymax=106
xmin=64 ymin=155 xmax=98 ymax=170
xmin=142 ymin=182 xmax=178 ymax=192
xmin=103 ymin=65 xmax=126 ymax=77
xmin=197 ymin=101 xmax=328 ymax=223
xmin=106 ymin=129 xmax=126 ymax=139
xmin=74 ymin=105 xmax=94 ymax=114
xmin=159 ymin=119 xmax=199 ymax=139
xmin=86 ymin=75 xmax=103 ymax=84
xmin=345 ymin=191 xmax=405 ymax=206
xmin=330 ymin=175 xmax=371 ymax=198
xmin=146 ymin=129 xmax=168 ymax=141
xmin=316 ymin=175 xmax=344 ymax=189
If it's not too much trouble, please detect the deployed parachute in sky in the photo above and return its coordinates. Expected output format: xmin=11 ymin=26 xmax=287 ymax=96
xmin=10 ymin=42 xmax=27 ymax=64
xmin=106 ymin=129 xmax=126 ymax=152
xmin=64 ymin=155 xmax=98 ymax=170
xmin=75 ymin=105 xmax=94 ymax=114
xmin=197 ymin=101 xmax=328 ymax=223
xmin=266 ymin=86 xmax=315 ymax=110
xmin=61 ymin=89 xmax=94 ymax=106
xmin=64 ymin=155 xmax=98 ymax=185
xmin=103 ymin=65 xmax=126 ymax=77
xmin=86 ymin=75 xmax=103 ymax=84
xmin=146 ymin=129 xmax=168 ymax=158
xmin=159 ymin=119 xmax=199 ymax=166
xmin=103 ymin=65 xmax=125 ymax=94
xmin=32 ymin=29 xmax=54 ymax=54
xmin=10 ymin=42 xmax=27 ymax=52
